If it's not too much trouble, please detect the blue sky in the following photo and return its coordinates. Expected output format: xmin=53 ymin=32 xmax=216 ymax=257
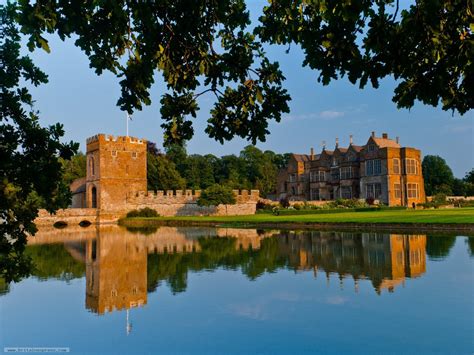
xmin=25 ymin=2 xmax=473 ymax=178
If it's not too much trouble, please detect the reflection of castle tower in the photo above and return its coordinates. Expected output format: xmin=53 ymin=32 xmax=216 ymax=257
xmin=86 ymin=134 xmax=147 ymax=210
xmin=85 ymin=232 xmax=148 ymax=314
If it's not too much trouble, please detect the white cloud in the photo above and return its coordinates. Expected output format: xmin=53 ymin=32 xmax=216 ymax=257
xmin=318 ymin=110 xmax=345 ymax=120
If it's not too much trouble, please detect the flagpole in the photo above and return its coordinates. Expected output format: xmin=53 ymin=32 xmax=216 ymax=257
xmin=126 ymin=112 xmax=129 ymax=137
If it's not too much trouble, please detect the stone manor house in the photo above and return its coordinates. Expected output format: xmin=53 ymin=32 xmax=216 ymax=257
xmin=277 ymin=132 xmax=426 ymax=206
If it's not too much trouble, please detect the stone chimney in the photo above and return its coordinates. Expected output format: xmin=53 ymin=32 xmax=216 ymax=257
xmin=322 ymin=140 xmax=326 ymax=150
xmin=371 ymin=131 xmax=375 ymax=138
xmin=310 ymin=147 xmax=314 ymax=160
xmin=349 ymin=134 xmax=353 ymax=145
xmin=396 ymin=136 xmax=400 ymax=144
xmin=382 ymin=133 xmax=388 ymax=139
xmin=335 ymin=137 xmax=339 ymax=148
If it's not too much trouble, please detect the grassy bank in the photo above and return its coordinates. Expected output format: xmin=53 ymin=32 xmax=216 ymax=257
xmin=119 ymin=208 xmax=474 ymax=231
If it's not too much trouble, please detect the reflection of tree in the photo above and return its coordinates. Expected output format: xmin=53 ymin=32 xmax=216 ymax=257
xmin=147 ymin=236 xmax=286 ymax=294
xmin=242 ymin=237 xmax=286 ymax=280
xmin=0 ymin=277 xmax=10 ymax=296
xmin=425 ymin=236 xmax=456 ymax=260
xmin=467 ymin=237 xmax=474 ymax=257
xmin=125 ymin=226 xmax=159 ymax=236
xmin=25 ymin=244 xmax=85 ymax=281
xmin=7 ymin=231 xmax=451 ymax=298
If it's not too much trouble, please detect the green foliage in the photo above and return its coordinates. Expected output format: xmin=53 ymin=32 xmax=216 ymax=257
xmin=433 ymin=193 xmax=447 ymax=205
xmin=465 ymin=169 xmax=474 ymax=184
xmin=16 ymin=0 xmax=290 ymax=146
xmin=0 ymin=3 xmax=78 ymax=283
xmin=422 ymin=155 xmax=454 ymax=196
xmin=24 ymin=244 xmax=85 ymax=281
xmin=467 ymin=237 xmax=474 ymax=257
xmin=60 ymin=153 xmax=86 ymax=185
xmin=426 ymin=236 xmax=456 ymax=260
xmin=197 ymin=184 xmax=236 ymax=207
xmin=147 ymin=145 xmax=186 ymax=191
xmin=149 ymin=140 xmax=289 ymax=196
xmin=147 ymin=235 xmax=286 ymax=293
xmin=182 ymin=154 xmax=217 ymax=189
xmin=257 ymin=0 xmax=473 ymax=115
xmin=328 ymin=198 xmax=367 ymax=209
xmin=126 ymin=208 xmax=160 ymax=218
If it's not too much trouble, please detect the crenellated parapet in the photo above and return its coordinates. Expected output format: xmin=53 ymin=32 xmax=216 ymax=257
xmin=86 ymin=134 xmax=145 ymax=145
xmin=127 ymin=189 xmax=259 ymax=205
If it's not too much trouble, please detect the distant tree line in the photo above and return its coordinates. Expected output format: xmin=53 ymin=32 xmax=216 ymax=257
xmin=422 ymin=155 xmax=474 ymax=197
xmin=146 ymin=142 xmax=290 ymax=197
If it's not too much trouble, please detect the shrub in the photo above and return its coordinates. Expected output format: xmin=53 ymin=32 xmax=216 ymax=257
xmin=279 ymin=197 xmax=290 ymax=208
xmin=455 ymin=199 xmax=474 ymax=207
xmin=197 ymin=184 xmax=236 ymax=207
xmin=366 ymin=197 xmax=375 ymax=205
xmin=256 ymin=200 xmax=274 ymax=211
xmin=328 ymin=198 xmax=367 ymax=209
xmin=433 ymin=193 xmax=447 ymax=205
xmin=126 ymin=207 xmax=159 ymax=218
xmin=293 ymin=203 xmax=303 ymax=210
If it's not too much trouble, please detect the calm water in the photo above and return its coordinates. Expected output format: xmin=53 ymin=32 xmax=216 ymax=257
xmin=1 ymin=225 xmax=473 ymax=354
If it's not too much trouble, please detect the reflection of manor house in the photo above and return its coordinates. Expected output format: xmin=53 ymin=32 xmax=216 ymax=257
xmin=70 ymin=134 xmax=258 ymax=217
xmin=30 ymin=227 xmax=428 ymax=304
xmin=277 ymin=132 xmax=426 ymax=206
xmin=278 ymin=231 xmax=426 ymax=294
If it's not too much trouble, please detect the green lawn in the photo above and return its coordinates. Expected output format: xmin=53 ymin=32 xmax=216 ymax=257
xmin=123 ymin=207 xmax=474 ymax=225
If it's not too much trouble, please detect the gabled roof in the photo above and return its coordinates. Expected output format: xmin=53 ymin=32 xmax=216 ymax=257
xmin=349 ymin=145 xmax=363 ymax=152
xmin=292 ymin=153 xmax=310 ymax=162
xmin=370 ymin=136 xmax=400 ymax=148
xmin=336 ymin=147 xmax=348 ymax=153
xmin=321 ymin=149 xmax=334 ymax=155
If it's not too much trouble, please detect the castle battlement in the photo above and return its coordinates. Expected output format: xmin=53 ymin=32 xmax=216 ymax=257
xmin=127 ymin=189 xmax=259 ymax=205
xmin=86 ymin=134 xmax=145 ymax=145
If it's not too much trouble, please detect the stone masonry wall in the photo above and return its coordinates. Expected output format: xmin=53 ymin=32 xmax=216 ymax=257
xmin=126 ymin=189 xmax=259 ymax=216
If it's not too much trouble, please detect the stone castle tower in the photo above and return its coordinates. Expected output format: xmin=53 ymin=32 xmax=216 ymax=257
xmin=86 ymin=134 xmax=147 ymax=210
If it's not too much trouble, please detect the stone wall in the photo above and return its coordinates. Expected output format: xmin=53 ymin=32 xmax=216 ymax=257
xmin=35 ymin=208 xmax=98 ymax=225
xmin=126 ymin=189 xmax=259 ymax=216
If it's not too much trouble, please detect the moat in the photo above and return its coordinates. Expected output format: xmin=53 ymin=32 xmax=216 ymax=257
xmin=1 ymin=226 xmax=473 ymax=354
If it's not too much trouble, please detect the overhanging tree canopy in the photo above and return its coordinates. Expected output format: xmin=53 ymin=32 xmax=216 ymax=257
xmin=14 ymin=0 xmax=473 ymax=147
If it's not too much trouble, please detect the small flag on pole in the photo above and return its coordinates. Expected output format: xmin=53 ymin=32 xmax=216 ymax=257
xmin=126 ymin=112 xmax=132 ymax=137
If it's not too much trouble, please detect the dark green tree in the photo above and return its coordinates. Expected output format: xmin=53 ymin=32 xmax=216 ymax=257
xmin=182 ymin=154 xmax=216 ymax=189
xmin=60 ymin=153 xmax=86 ymax=185
xmin=16 ymin=0 xmax=290 ymax=146
xmin=0 ymin=3 xmax=77 ymax=283
xmin=165 ymin=144 xmax=188 ymax=176
xmin=14 ymin=1 xmax=472 ymax=147
xmin=465 ymin=169 xmax=474 ymax=184
xmin=258 ymin=0 xmax=473 ymax=115
xmin=197 ymin=184 xmax=237 ymax=213
xmin=463 ymin=169 xmax=474 ymax=196
xmin=451 ymin=178 xmax=467 ymax=197
xmin=147 ymin=143 xmax=186 ymax=191
xmin=214 ymin=154 xmax=250 ymax=189
xmin=239 ymin=145 xmax=279 ymax=197
xmin=422 ymin=155 xmax=455 ymax=196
